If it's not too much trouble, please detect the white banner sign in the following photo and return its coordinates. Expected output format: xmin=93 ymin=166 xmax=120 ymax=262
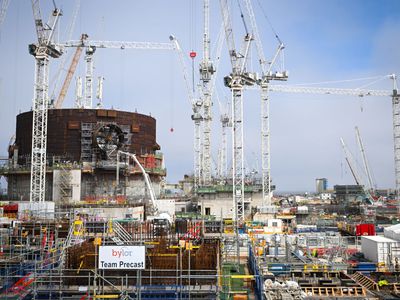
xmin=99 ymin=246 xmax=145 ymax=269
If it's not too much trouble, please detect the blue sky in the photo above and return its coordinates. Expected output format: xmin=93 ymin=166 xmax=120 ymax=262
xmin=0 ymin=0 xmax=399 ymax=192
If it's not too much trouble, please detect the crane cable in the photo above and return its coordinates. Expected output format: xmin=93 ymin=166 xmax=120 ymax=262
xmin=255 ymin=0 xmax=282 ymax=45
xmin=236 ymin=0 xmax=248 ymax=35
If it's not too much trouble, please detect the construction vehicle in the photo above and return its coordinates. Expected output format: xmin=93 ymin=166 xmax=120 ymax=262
xmin=116 ymin=150 xmax=171 ymax=224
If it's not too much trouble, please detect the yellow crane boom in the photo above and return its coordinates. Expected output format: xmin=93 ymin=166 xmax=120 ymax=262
xmin=54 ymin=34 xmax=87 ymax=109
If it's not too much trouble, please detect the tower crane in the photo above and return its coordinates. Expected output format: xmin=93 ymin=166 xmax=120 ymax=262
xmin=267 ymin=74 xmax=400 ymax=211
xmin=54 ymin=33 xmax=87 ymax=109
xmin=242 ymin=0 xmax=288 ymax=210
xmin=171 ymin=14 xmax=223 ymax=191
xmin=50 ymin=0 xmax=80 ymax=103
xmin=219 ymin=0 xmax=259 ymax=222
xmin=210 ymin=25 xmax=228 ymax=182
xmin=219 ymin=0 xmax=260 ymax=268
xmin=169 ymin=35 xmax=203 ymax=191
xmin=83 ymin=44 xmax=95 ymax=108
xmin=59 ymin=38 xmax=176 ymax=109
xmin=199 ymin=0 xmax=215 ymax=186
xmin=29 ymin=0 xmax=63 ymax=203
xmin=217 ymin=100 xmax=231 ymax=181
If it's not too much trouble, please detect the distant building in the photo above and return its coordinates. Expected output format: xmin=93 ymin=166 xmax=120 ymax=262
xmin=316 ymin=178 xmax=328 ymax=194
xmin=334 ymin=185 xmax=365 ymax=203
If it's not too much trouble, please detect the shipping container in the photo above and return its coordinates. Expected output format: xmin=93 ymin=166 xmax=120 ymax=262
xmin=361 ymin=236 xmax=400 ymax=264
xmin=356 ymin=223 xmax=375 ymax=236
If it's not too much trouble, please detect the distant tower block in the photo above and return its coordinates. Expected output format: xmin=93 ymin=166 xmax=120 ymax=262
xmin=316 ymin=178 xmax=328 ymax=194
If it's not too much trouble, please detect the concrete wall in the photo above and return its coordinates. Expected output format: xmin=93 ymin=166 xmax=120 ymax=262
xmin=199 ymin=192 xmax=262 ymax=219
xmin=175 ymin=199 xmax=191 ymax=213
xmin=199 ymin=198 xmax=233 ymax=218
xmin=7 ymin=173 xmax=53 ymax=201
xmin=125 ymin=180 xmax=161 ymax=198
xmin=249 ymin=192 xmax=265 ymax=208
xmin=75 ymin=206 xmax=145 ymax=220
xmin=154 ymin=199 xmax=175 ymax=217
xmin=81 ymin=174 xmax=162 ymax=200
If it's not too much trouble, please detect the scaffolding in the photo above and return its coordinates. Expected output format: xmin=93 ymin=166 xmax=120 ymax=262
xmin=0 ymin=217 xmax=222 ymax=299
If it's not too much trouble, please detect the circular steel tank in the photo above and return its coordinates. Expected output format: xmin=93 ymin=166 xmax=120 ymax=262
xmin=14 ymin=108 xmax=159 ymax=164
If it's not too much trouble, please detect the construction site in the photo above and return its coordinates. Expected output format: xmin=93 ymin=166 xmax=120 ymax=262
xmin=0 ymin=0 xmax=400 ymax=299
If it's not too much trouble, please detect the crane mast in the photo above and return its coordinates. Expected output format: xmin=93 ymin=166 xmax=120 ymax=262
xmin=391 ymin=81 xmax=400 ymax=211
xmin=218 ymin=113 xmax=230 ymax=179
xmin=50 ymin=0 xmax=80 ymax=103
xmin=199 ymin=0 xmax=215 ymax=186
xmin=83 ymin=45 xmax=95 ymax=108
xmin=29 ymin=0 xmax=62 ymax=204
xmin=54 ymin=34 xmax=88 ymax=109
xmin=220 ymin=0 xmax=249 ymax=224
xmin=242 ymin=0 xmax=287 ymax=209
xmin=96 ymin=76 xmax=104 ymax=108
xmin=211 ymin=26 xmax=228 ymax=181
xmin=59 ymin=38 xmax=176 ymax=109
xmin=169 ymin=36 xmax=203 ymax=191
xmin=219 ymin=1 xmax=260 ymax=268
xmin=75 ymin=76 xmax=83 ymax=107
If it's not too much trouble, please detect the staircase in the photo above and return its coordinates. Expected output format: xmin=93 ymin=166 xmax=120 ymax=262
xmin=351 ymin=272 xmax=379 ymax=291
xmin=111 ymin=220 xmax=133 ymax=245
